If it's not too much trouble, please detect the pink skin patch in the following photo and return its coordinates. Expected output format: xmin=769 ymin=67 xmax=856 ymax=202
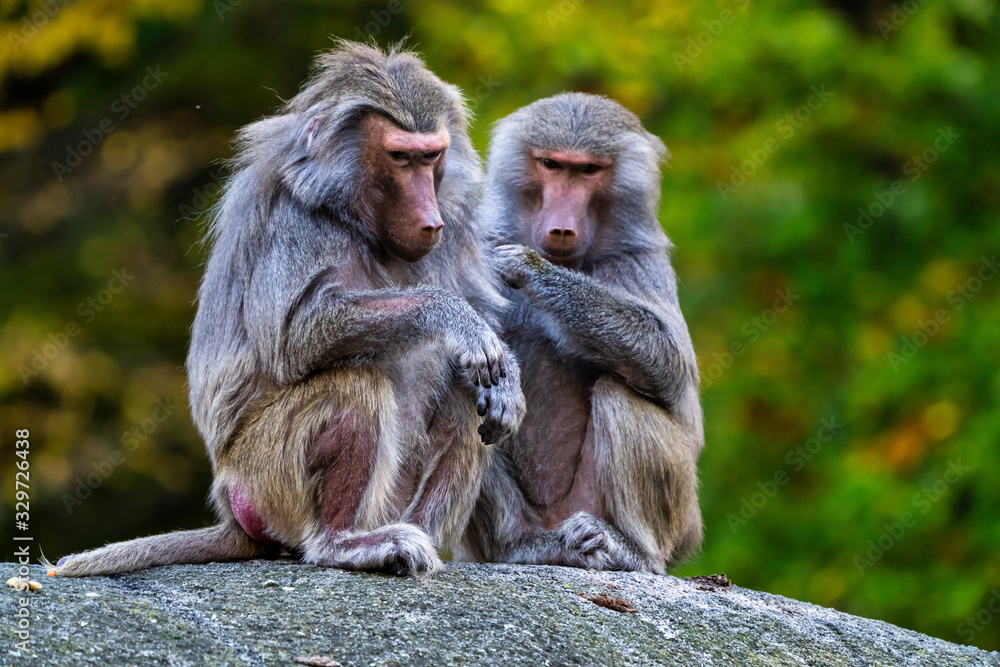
xmin=529 ymin=148 xmax=613 ymax=168
xmin=309 ymin=406 xmax=379 ymax=533
xmin=364 ymin=296 xmax=424 ymax=314
xmin=526 ymin=148 xmax=613 ymax=265
xmin=382 ymin=125 xmax=450 ymax=154
xmin=229 ymin=484 xmax=280 ymax=547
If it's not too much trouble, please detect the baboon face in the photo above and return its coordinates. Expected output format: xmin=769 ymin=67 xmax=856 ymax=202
xmin=522 ymin=147 xmax=613 ymax=266
xmin=364 ymin=114 xmax=450 ymax=262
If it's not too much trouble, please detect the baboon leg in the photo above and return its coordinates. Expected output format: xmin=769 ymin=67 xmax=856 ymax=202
xmin=473 ymin=377 xmax=702 ymax=573
xmin=403 ymin=386 xmax=487 ymax=548
xmin=304 ymin=523 xmax=441 ymax=576
xmin=592 ymin=376 xmax=703 ymax=572
xmin=289 ymin=370 xmax=442 ymax=576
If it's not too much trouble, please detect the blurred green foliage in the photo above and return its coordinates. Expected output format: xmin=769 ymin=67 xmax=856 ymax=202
xmin=2 ymin=0 xmax=998 ymax=650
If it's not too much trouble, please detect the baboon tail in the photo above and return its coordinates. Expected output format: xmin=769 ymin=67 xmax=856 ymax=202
xmin=49 ymin=522 xmax=268 ymax=577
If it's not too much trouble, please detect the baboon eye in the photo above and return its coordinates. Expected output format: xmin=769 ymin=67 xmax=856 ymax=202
xmin=423 ymin=150 xmax=441 ymax=160
xmin=388 ymin=151 xmax=409 ymax=162
xmin=580 ymin=163 xmax=602 ymax=174
xmin=541 ymin=158 xmax=562 ymax=170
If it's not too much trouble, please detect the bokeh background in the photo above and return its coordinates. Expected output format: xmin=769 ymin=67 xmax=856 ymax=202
xmin=2 ymin=0 xmax=999 ymax=650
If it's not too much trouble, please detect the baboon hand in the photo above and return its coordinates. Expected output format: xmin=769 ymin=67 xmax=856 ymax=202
xmin=451 ymin=322 xmax=508 ymax=388
xmin=493 ymin=244 xmax=547 ymax=289
xmin=555 ymin=512 xmax=634 ymax=570
xmin=476 ymin=375 xmax=526 ymax=445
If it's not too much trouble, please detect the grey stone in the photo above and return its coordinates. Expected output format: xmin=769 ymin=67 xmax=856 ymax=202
xmin=4 ymin=561 xmax=998 ymax=666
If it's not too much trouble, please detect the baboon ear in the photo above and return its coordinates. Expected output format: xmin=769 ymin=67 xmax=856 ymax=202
xmin=646 ymin=132 xmax=669 ymax=164
xmin=305 ymin=114 xmax=328 ymax=152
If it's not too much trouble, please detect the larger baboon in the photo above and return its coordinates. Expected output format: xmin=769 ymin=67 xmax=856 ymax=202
xmin=460 ymin=93 xmax=703 ymax=573
xmin=53 ymin=41 xmax=524 ymax=578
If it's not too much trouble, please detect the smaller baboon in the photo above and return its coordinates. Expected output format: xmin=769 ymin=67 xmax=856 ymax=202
xmin=460 ymin=93 xmax=703 ymax=573
xmin=52 ymin=41 xmax=523 ymax=578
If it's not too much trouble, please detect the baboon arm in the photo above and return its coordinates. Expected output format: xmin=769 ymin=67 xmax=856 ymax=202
xmin=240 ymin=234 xmax=509 ymax=395
xmin=516 ymin=255 xmax=695 ymax=410
xmin=280 ymin=286 xmax=458 ymax=377
xmin=277 ymin=283 xmax=474 ymax=381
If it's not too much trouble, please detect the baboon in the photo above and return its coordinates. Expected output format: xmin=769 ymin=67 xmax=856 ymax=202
xmin=460 ymin=93 xmax=703 ymax=573
xmin=52 ymin=41 xmax=524 ymax=578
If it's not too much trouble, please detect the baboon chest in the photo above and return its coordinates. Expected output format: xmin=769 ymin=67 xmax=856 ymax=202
xmin=513 ymin=341 xmax=597 ymax=510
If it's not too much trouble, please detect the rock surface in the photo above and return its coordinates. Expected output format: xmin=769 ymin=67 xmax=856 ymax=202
xmin=3 ymin=560 xmax=998 ymax=666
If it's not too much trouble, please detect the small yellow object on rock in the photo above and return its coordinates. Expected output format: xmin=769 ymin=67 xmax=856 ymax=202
xmin=6 ymin=577 xmax=42 ymax=592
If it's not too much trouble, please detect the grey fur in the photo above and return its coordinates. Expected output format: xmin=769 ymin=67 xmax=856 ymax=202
xmin=460 ymin=93 xmax=704 ymax=573
xmin=55 ymin=41 xmax=524 ymax=578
